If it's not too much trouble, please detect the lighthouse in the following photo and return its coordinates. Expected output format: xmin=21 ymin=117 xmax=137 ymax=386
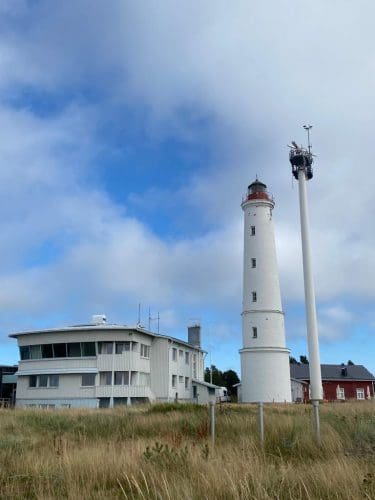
xmin=240 ymin=179 xmax=291 ymax=403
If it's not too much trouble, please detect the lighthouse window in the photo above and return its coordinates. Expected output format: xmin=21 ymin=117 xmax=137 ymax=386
xmin=252 ymin=327 xmax=258 ymax=338
xmin=252 ymin=291 xmax=257 ymax=302
xmin=251 ymin=258 xmax=256 ymax=268
xmin=251 ymin=226 xmax=256 ymax=236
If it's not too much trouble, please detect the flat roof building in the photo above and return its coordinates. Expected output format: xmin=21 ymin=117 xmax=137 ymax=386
xmin=10 ymin=317 xmax=214 ymax=408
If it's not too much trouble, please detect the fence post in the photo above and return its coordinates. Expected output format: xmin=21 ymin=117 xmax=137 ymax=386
xmin=209 ymin=401 xmax=215 ymax=446
xmin=258 ymin=402 xmax=264 ymax=444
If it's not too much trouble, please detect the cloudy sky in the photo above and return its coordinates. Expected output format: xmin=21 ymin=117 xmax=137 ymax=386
xmin=0 ymin=1 xmax=374 ymax=375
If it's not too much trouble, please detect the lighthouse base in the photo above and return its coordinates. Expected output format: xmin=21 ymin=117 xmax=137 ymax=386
xmin=240 ymin=347 xmax=292 ymax=403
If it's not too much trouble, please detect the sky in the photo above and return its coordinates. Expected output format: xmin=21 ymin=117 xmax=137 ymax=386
xmin=0 ymin=1 xmax=374 ymax=376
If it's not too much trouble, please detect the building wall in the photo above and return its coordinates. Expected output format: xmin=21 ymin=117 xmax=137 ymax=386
xmin=14 ymin=327 xmax=204 ymax=408
xmin=323 ymin=381 xmax=374 ymax=401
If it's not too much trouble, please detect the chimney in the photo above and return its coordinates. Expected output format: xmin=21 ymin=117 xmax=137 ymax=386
xmin=188 ymin=323 xmax=201 ymax=349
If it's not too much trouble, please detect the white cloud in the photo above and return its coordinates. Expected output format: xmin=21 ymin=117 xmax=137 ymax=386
xmin=0 ymin=2 xmax=374 ymax=373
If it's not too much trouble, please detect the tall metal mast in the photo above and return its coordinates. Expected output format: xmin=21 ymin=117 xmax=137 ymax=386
xmin=289 ymin=126 xmax=323 ymax=441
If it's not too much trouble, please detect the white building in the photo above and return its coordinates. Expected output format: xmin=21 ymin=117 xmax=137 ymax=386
xmin=239 ymin=179 xmax=292 ymax=403
xmin=10 ymin=317 xmax=214 ymax=408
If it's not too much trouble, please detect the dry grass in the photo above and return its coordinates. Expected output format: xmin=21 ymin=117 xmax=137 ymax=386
xmin=0 ymin=402 xmax=374 ymax=499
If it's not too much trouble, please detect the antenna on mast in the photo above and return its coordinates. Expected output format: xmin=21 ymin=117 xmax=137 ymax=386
xmin=303 ymin=124 xmax=313 ymax=155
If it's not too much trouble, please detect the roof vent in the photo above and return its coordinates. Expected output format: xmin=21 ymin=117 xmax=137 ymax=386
xmin=92 ymin=314 xmax=107 ymax=325
xmin=341 ymin=366 xmax=347 ymax=377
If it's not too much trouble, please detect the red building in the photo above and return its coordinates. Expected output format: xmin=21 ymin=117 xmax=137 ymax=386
xmin=290 ymin=364 xmax=375 ymax=403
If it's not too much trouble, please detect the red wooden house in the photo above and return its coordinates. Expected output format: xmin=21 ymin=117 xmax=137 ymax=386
xmin=290 ymin=364 xmax=375 ymax=403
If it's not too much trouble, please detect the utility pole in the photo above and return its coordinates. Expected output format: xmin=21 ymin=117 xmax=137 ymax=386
xmin=289 ymin=126 xmax=323 ymax=442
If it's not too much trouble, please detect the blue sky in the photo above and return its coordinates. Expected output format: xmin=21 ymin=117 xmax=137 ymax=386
xmin=0 ymin=1 xmax=374 ymax=376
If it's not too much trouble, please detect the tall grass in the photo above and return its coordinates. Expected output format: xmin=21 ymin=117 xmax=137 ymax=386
xmin=0 ymin=402 xmax=374 ymax=499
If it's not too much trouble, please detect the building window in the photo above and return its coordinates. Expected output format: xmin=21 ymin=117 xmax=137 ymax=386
xmin=179 ymin=349 xmax=183 ymax=358
xmin=179 ymin=375 xmax=183 ymax=384
xmin=41 ymin=344 xmax=53 ymax=358
xmin=251 ymin=258 xmax=256 ymax=268
xmin=81 ymin=342 xmax=96 ymax=356
xmin=100 ymin=372 xmax=112 ymax=386
xmin=38 ymin=375 xmax=48 ymax=387
xmin=356 ymin=388 xmax=365 ymax=400
xmin=251 ymin=226 xmax=255 ymax=236
xmin=116 ymin=342 xmax=131 ymax=354
xmin=140 ymin=344 xmax=150 ymax=358
xmin=30 ymin=345 xmax=42 ymax=359
xmin=172 ymin=375 xmax=177 ymax=388
xmin=172 ymin=348 xmax=177 ymax=361
xmin=185 ymin=377 xmax=189 ymax=389
xmin=49 ymin=375 xmax=59 ymax=387
xmin=252 ymin=327 xmax=258 ymax=338
xmin=20 ymin=346 xmax=30 ymax=360
xmin=29 ymin=374 xmax=59 ymax=388
xmin=336 ymin=387 xmax=345 ymax=400
xmin=53 ymin=343 xmax=67 ymax=358
xmin=81 ymin=373 xmax=96 ymax=386
xmin=114 ymin=371 xmax=129 ymax=385
xmin=98 ymin=342 xmax=113 ymax=355
xmin=252 ymin=291 xmax=257 ymax=302
xmin=185 ymin=352 xmax=189 ymax=365
xmin=67 ymin=343 xmax=81 ymax=357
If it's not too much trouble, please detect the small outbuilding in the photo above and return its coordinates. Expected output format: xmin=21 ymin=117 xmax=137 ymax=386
xmin=290 ymin=364 xmax=375 ymax=402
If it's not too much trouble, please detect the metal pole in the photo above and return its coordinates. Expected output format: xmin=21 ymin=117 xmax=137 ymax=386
xmin=258 ymin=402 xmax=264 ymax=444
xmin=209 ymin=401 xmax=215 ymax=446
xmin=297 ymin=169 xmax=322 ymax=441
xmin=312 ymin=400 xmax=320 ymax=444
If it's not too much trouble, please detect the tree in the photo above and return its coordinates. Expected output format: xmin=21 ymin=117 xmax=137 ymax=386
xmin=204 ymin=365 xmax=225 ymax=387
xmin=289 ymin=356 xmax=298 ymax=364
xmin=222 ymin=369 xmax=240 ymax=396
xmin=347 ymin=360 xmax=354 ymax=366
xmin=300 ymin=355 xmax=309 ymax=364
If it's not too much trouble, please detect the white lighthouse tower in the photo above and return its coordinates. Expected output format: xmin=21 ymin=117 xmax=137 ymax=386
xmin=240 ymin=179 xmax=291 ymax=403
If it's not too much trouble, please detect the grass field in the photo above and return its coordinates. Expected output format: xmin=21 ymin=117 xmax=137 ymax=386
xmin=0 ymin=402 xmax=374 ymax=499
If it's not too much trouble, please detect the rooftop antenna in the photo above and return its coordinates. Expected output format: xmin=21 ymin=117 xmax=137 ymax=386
xmin=148 ymin=308 xmax=160 ymax=334
xmin=137 ymin=303 xmax=141 ymax=326
xmin=289 ymin=125 xmax=323 ymax=443
xmin=303 ymin=124 xmax=313 ymax=154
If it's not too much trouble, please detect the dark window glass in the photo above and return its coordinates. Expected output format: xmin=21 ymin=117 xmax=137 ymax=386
xmin=30 ymin=345 xmax=41 ymax=359
xmin=29 ymin=375 xmax=37 ymax=387
xmin=41 ymin=344 xmax=53 ymax=358
xmin=251 ymin=258 xmax=256 ymax=268
xmin=53 ymin=343 xmax=67 ymax=358
xmin=82 ymin=342 xmax=96 ymax=356
xmin=49 ymin=375 xmax=59 ymax=387
xmin=67 ymin=343 xmax=81 ymax=357
xmin=251 ymin=226 xmax=256 ymax=236
xmin=81 ymin=373 xmax=96 ymax=386
xmin=39 ymin=375 xmax=48 ymax=387
xmin=252 ymin=291 xmax=257 ymax=302
xmin=20 ymin=346 xmax=30 ymax=360
xmin=252 ymin=327 xmax=258 ymax=338
xmin=114 ymin=371 xmax=124 ymax=385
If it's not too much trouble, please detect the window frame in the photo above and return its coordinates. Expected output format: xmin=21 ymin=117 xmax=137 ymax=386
xmin=81 ymin=373 xmax=96 ymax=387
xmin=356 ymin=388 xmax=365 ymax=400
